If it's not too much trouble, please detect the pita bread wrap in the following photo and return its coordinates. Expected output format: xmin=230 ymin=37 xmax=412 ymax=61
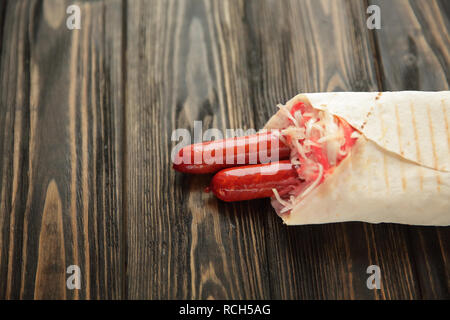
xmin=265 ymin=91 xmax=450 ymax=226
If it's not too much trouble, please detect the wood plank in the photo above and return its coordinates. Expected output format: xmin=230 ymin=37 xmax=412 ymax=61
xmin=0 ymin=0 xmax=124 ymax=299
xmin=125 ymin=0 xmax=271 ymax=299
xmin=242 ymin=0 xmax=421 ymax=300
xmin=370 ymin=0 xmax=449 ymax=299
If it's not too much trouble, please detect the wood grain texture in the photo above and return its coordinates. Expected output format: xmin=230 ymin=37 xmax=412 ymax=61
xmin=125 ymin=0 xmax=271 ymax=300
xmin=371 ymin=0 xmax=450 ymax=299
xmin=1 ymin=0 xmax=448 ymax=300
xmin=0 ymin=0 xmax=124 ymax=299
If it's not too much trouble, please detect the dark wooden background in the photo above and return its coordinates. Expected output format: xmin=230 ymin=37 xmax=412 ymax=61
xmin=0 ymin=0 xmax=448 ymax=299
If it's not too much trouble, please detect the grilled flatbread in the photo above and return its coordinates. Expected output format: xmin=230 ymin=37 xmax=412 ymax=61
xmin=265 ymin=91 xmax=450 ymax=226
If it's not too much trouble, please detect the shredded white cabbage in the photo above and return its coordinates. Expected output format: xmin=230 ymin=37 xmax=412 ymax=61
xmin=292 ymin=138 xmax=307 ymax=160
xmin=282 ymin=127 xmax=305 ymax=140
xmin=272 ymin=188 xmax=290 ymax=207
xmin=293 ymin=110 xmax=303 ymax=124
xmin=272 ymin=103 xmax=355 ymax=215
xmin=303 ymin=140 xmax=320 ymax=147
xmin=350 ymin=131 xmax=360 ymax=139
xmin=317 ymin=133 xmax=343 ymax=143
xmin=278 ymin=104 xmax=299 ymax=127
xmin=297 ymin=163 xmax=323 ymax=200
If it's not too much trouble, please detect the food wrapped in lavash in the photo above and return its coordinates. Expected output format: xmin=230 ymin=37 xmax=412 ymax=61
xmin=265 ymin=91 xmax=450 ymax=226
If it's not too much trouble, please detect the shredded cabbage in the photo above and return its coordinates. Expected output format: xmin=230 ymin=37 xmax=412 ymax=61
xmin=272 ymin=103 xmax=354 ymax=215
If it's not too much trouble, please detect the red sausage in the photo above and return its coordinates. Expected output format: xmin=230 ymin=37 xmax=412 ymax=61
xmin=210 ymin=160 xmax=300 ymax=201
xmin=172 ymin=131 xmax=291 ymax=174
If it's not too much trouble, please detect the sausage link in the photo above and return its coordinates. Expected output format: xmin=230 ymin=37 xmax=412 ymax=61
xmin=172 ymin=131 xmax=290 ymax=174
xmin=210 ymin=160 xmax=300 ymax=201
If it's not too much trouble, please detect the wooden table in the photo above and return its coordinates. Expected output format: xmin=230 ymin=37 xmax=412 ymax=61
xmin=0 ymin=0 xmax=448 ymax=300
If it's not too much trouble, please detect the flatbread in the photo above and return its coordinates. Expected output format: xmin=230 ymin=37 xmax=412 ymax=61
xmin=265 ymin=91 xmax=450 ymax=226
